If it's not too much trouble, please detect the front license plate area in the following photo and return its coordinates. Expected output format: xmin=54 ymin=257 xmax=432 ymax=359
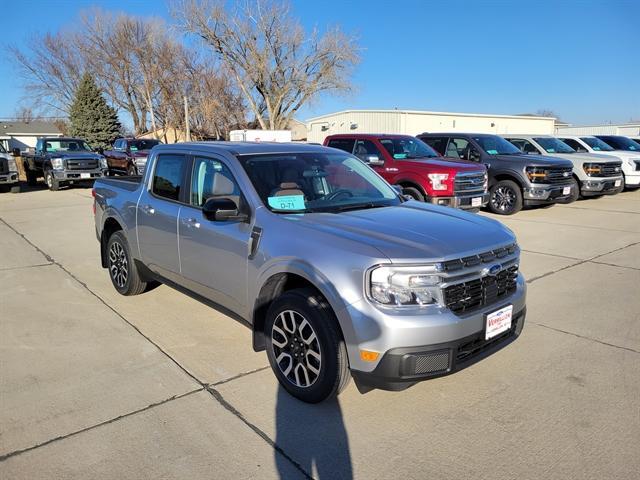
xmin=485 ymin=305 xmax=513 ymax=340
xmin=471 ymin=197 xmax=482 ymax=207
xmin=615 ymin=179 xmax=622 ymax=187
xmin=562 ymin=186 xmax=571 ymax=195
xmin=80 ymin=173 xmax=91 ymax=179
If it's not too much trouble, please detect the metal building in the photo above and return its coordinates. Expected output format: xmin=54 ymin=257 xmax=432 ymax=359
xmin=306 ymin=109 xmax=556 ymax=144
xmin=555 ymin=123 xmax=640 ymax=136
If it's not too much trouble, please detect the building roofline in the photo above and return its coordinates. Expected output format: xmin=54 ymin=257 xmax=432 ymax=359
xmin=305 ymin=109 xmax=557 ymax=123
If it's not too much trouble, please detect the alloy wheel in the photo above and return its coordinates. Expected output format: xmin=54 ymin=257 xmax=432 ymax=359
xmin=491 ymin=186 xmax=516 ymax=212
xmin=108 ymin=241 xmax=128 ymax=288
xmin=271 ymin=310 xmax=322 ymax=388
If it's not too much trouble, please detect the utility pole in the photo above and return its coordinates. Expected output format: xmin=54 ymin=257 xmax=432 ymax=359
xmin=184 ymin=94 xmax=191 ymax=142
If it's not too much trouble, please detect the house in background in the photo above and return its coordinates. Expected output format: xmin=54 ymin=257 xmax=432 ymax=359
xmin=0 ymin=120 xmax=63 ymax=151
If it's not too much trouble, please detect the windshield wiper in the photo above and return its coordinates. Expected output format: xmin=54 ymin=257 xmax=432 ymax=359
xmin=335 ymin=202 xmax=388 ymax=213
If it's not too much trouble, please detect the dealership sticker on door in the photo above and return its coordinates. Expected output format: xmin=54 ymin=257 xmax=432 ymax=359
xmin=471 ymin=197 xmax=482 ymax=207
xmin=562 ymin=186 xmax=571 ymax=195
xmin=485 ymin=304 xmax=513 ymax=340
xmin=615 ymin=179 xmax=622 ymax=187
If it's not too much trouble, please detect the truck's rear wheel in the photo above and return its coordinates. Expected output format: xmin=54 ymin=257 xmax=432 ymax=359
xmin=106 ymin=231 xmax=147 ymax=296
xmin=44 ymin=169 xmax=59 ymax=191
xmin=488 ymin=180 xmax=522 ymax=215
xmin=25 ymin=168 xmax=38 ymax=186
xmin=265 ymin=288 xmax=350 ymax=403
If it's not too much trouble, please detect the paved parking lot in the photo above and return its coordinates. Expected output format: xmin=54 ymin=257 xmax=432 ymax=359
xmin=1 ymin=185 xmax=639 ymax=479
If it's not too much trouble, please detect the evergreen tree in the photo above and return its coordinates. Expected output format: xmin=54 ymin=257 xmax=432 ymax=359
xmin=68 ymin=73 xmax=121 ymax=148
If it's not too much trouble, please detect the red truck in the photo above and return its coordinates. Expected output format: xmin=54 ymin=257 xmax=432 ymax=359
xmin=101 ymin=138 xmax=162 ymax=176
xmin=324 ymin=134 xmax=488 ymax=210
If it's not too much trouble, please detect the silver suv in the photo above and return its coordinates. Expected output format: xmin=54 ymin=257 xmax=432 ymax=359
xmin=94 ymin=142 xmax=526 ymax=403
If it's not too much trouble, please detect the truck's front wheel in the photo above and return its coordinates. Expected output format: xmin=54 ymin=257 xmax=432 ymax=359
xmin=106 ymin=231 xmax=147 ymax=296
xmin=488 ymin=180 xmax=522 ymax=215
xmin=44 ymin=169 xmax=60 ymax=191
xmin=265 ymin=288 xmax=351 ymax=403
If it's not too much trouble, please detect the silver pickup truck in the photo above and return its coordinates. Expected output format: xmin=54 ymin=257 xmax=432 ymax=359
xmin=93 ymin=142 xmax=526 ymax=403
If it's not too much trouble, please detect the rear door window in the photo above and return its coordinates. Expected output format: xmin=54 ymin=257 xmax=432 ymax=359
xmin=353 ymin=139 xmax=385 ymax=162
xmin=152 ymin=154 xmax=186 ymax=201
xmin=421 ymin=136 xmax=448 ymax=155
xmin=326 ymin=138 xmax=356 ymax=154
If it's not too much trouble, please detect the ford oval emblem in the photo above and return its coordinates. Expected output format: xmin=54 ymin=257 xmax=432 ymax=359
xmin=563 ymin=171 xmax=569 ymax=177
xmin=488 ymin=264 xmax=502 ymax=275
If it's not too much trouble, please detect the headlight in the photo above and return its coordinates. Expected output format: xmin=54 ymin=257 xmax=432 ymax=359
xmin=99 ymin=157 xmax=108 ymax=169
xmin=367 ymin=265 xmax=442 ymax=307
xmin=427 ymin=173 xmax=449 ymax=191
xmin=51 ymin=158 xmax=64 ymax=170
xmin=7 ymin=158 xmax=17 ymax=172
xmin=525 ymin=166 xmax=548 ymax=182
xmin=583 ymin=163 xmax=601 ymax=176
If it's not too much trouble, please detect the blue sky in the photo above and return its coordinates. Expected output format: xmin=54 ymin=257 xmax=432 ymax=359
xmin=1 ymin=0 xmax=639 ymax=125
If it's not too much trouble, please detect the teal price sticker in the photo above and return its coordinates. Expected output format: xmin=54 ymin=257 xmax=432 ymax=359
xmin=487 ymin=149 xmax=498 ymax=154
xmin=267 ymin=195 xmax=306 ymax=211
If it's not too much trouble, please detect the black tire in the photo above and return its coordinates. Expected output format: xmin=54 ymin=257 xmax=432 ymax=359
xmin=402 ymin=186 xmax=425 ymax=202
xmin=25 ymin=168 xmax=38 ymax=186
xmin=106 ymin=231 xmax=147 ymax=296
xmin=557 ymin=178 xmax=580 ymax=204
xmin=265 ymin=288 xmax=350 ymax=403
xmin=127 ymin=164 xmax=137 ymax=176
xmin=44 ymin=169 xmax=60 ymax=191
xmin=488 ymin=180 xmax=523 ymax=215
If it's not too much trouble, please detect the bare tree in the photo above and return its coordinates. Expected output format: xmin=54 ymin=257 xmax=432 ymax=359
xmin=536 ymin=109 xmax=558 ymax=118
xmin=9 ymin=31 xmax=84 ymax=114
xmin=14 ymin=106 xmax=36 ymax=122
xmin=174 ymin=0 xmax=359 ymax=130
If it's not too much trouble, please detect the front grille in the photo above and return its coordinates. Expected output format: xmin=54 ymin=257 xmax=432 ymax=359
xmin=442 ymin=243 xmax=517 ymax=272
xmin=0 ymin=158 xmax=7 ymax=174
xmin=454 ymin=172 xmax=486 ymax=194
xmin=444 ymin=265 xmax=518 ymax=314
xmin=66 ymin=159 xmax=99 ymax=170
xmin=546 ymin=167 xmax=573 ymax=184
xmin=587 ymin=162 xmax=622 ymax=177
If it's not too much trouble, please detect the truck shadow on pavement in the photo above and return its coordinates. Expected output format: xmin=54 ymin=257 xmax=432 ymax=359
xmin=275 ymin=386 xmax=353 ymax=479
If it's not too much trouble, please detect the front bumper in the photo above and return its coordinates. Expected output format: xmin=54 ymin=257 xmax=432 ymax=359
xmin=523 ymin=183 xmax=573 ymax=205
xmin=429 ymin=192 xmax=489 ymax=210
xmin=352 ymin=307 xmax=525 ymax=391
xmin=624 ymin=172 xmax=640 ymax=187
xmin=580 ymin=177 xmax=623 ymax=196
xmin=53 ymin=169 xmax=107 ymax=182
xmin=0 ymin=172 xmax=19 ymax=185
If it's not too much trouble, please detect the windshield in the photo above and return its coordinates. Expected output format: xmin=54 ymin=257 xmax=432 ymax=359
xmin=379 ymin=137 xmax=439 ymax=159
xmin=534 ymin=137 xmax=575 ymax=154
xmin=597 ymin=136 xmax=640 ymax=151
xmin=129 ymin=139 xmax=161 ymax=151
xmin=581 ymin=137 xmax=614 ymax=151
xmin=472 ymin=135 xmax=522 ymax=155
xmin=238 ymin=152 xmax=401 ymax=213
xmin=44 ymin=139 xmax=92 ymax=152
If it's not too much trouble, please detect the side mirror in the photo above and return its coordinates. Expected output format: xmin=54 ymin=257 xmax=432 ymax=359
xmin=202 ymin=197 xmax=248 ymax=222
xmin=466 ymin=149 xmax=480 ymax=161
xmin=364 ymin=155 xmax=384 ymax=166
xmin=95 ymin=147 xmax=104 ymax=154
xmin=11 ymin=148 xmax=21 ymax=157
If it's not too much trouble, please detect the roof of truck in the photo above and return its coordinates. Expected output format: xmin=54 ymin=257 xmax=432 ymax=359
xmin=154 ymin=141 xmax=330 ymax=155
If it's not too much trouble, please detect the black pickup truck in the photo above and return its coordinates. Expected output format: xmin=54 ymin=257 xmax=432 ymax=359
xmin=418 ymin=133 xmax=575 ymax=215
xmin=22 ymin=137 xmax=108 ymax=191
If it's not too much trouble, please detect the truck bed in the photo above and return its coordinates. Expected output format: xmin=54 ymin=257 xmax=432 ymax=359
xmin=96 ymin=175 xmax=143 ymax=192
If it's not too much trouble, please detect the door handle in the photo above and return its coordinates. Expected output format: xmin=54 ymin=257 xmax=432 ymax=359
xmin=183 ymin=217 xmax=200 ymax=229
xmin=141 ymin=204 xmax=155 ymax=215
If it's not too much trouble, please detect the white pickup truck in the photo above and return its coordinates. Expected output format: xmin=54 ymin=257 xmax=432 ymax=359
xmin=505 ymin=135 xmax=623 ymax=202
xmin=557 ymin=135 xmax=640 ymax=189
